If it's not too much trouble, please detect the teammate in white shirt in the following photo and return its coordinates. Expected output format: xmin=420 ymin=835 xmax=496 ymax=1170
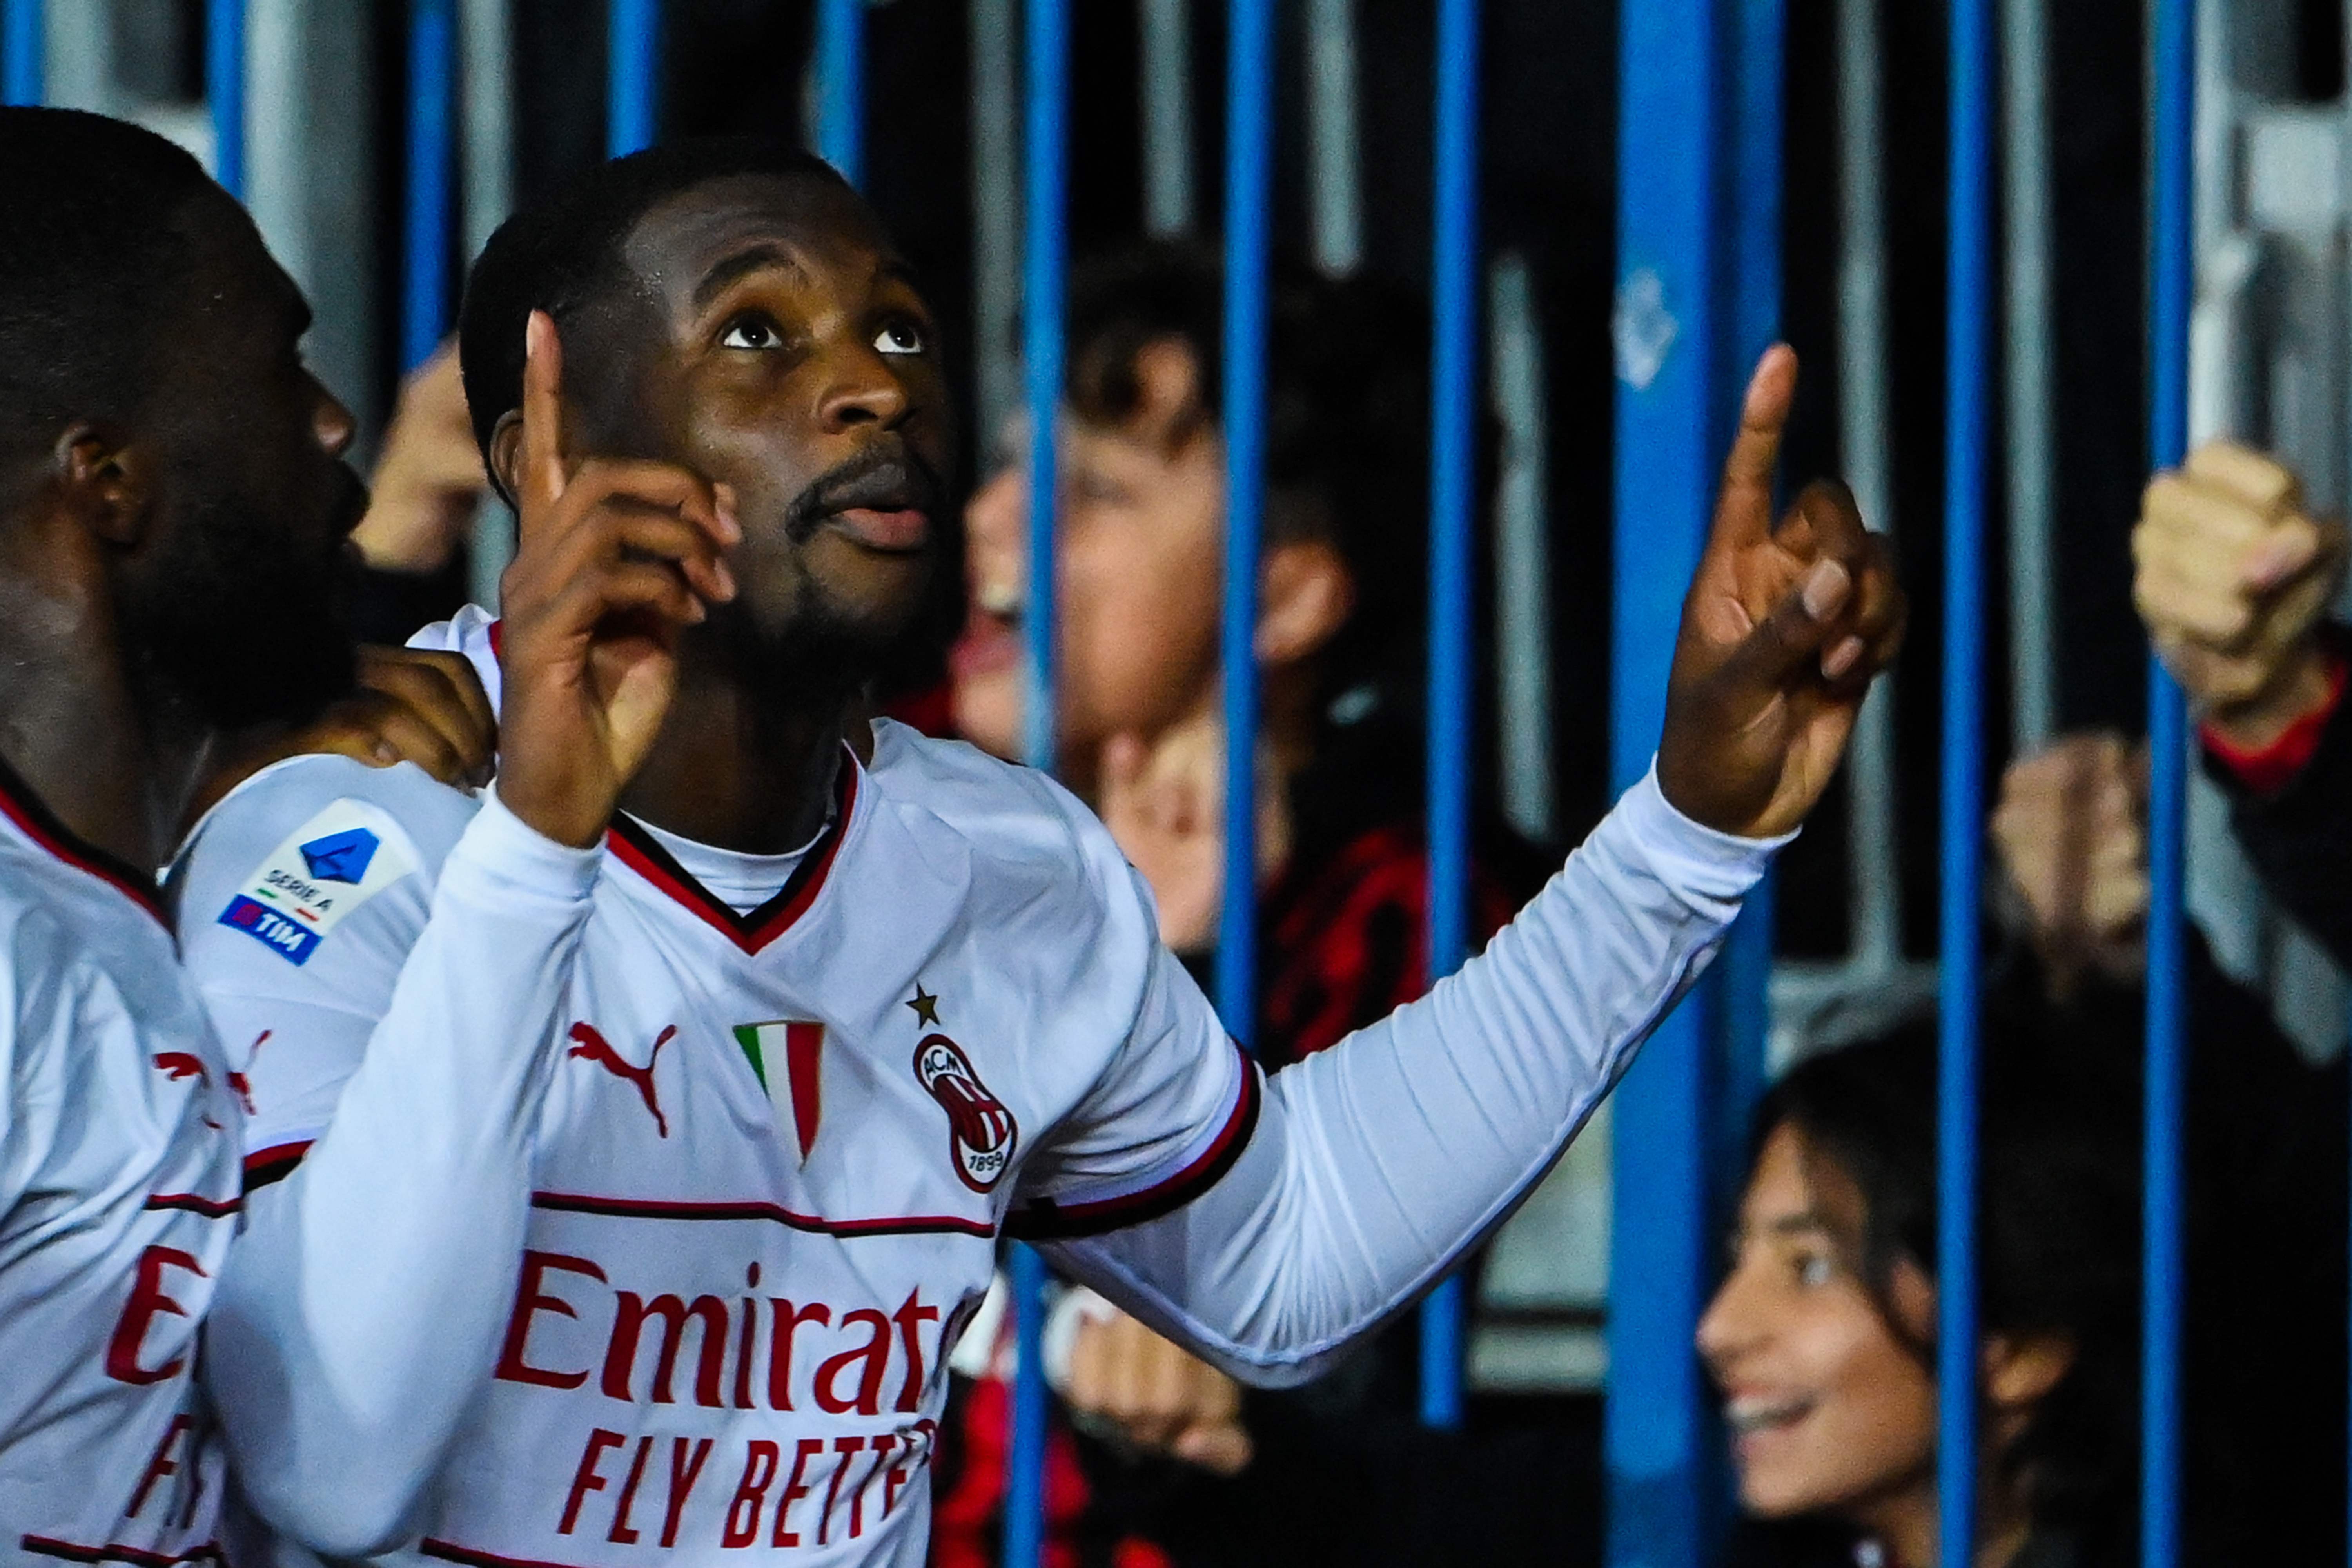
xmin=0 ymin=109 xmax=381 ymax=1564
xmin=178 ymin=141 xmax=1904 ymax=1566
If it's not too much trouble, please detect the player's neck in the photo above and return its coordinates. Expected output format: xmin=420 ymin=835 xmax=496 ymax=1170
xmin=618 ymin=661 xmax=852 ymax=855
xmin=0 ymin=598 xmax=214 ymax=872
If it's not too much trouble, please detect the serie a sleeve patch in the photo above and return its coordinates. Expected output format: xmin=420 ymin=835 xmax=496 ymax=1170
xmin=216 ymin=799 xmax=420 ymax=965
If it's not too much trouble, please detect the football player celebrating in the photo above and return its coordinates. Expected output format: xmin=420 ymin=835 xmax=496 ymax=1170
xmin=178 ymin=141 xmax=1902 ymax=1566
xmin=0 ymin=108 xmax=482 ymax=1562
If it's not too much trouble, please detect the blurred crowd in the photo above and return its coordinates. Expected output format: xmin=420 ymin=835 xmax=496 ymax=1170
xmin=342 ymin=231 xmax=2352 ymax=1568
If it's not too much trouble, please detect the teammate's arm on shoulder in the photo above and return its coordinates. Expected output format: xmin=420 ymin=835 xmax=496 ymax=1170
xmin=185 ymin=645 xmax=495 ymax=829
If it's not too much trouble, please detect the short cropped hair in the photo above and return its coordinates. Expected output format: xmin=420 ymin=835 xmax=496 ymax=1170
xmin=458 ymin=138 xmax=850 ymax=470
xmin=1063 ymin=244 xmax=1446 ymax=706
xmin=0 ymin=108 xmax=218 ymax=451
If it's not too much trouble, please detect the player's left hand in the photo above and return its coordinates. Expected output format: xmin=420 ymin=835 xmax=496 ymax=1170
xmin=1656 ymin=347 xmax=1906 ymax=839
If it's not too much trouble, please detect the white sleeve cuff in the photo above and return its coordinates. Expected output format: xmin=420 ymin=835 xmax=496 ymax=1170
xmin=1610 ymin=758 xmax=1794 ymax=905
xmin=436 ymin=786 xmax=604 ymax=909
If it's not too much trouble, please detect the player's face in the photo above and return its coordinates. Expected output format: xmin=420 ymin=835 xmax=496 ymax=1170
xmin=115 ymin=192 xmax=367 ymax=728
xmin=953 ymin=339 xmax=1225 ymax=764
xmin=603 ymin=174 xmax=954 ymax=675
xmin=1696 ymin=1123 xmax=1939 ymax=1530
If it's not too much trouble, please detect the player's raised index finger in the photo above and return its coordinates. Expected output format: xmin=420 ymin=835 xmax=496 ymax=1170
xmin=1711 ymin=345 xmax=1798 ymax=548
xmin=521 ymin=310 xmax=568 ymax=515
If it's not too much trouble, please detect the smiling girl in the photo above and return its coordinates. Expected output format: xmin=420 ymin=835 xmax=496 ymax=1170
xmin=1699 ymin=1025 xmax=2139 ymax=1568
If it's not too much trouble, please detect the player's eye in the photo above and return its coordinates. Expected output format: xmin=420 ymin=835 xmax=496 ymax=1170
xmin=1791 ymin=1247 xmax=1835 ymax=1289
xmin=719 ymin=314 xmax=784 ymax=350
xmin=874 ymin=320 xmax=927 ymax=356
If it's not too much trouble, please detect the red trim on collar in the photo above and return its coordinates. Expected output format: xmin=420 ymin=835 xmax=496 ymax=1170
xmin=486 ymin=618 xmax=503 ymax=659
xmin=0 ymin=755 xmax=170 ymax=929
xmin=604 ymin=755 xmax=859 ymax=956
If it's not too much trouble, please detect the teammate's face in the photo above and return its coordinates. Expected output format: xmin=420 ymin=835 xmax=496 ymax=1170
xmin=953 ymin=339 xmax=1225 ymax=763
xmin=1696 ymin=1124 xmax=1939 ymax=1530
xmin=115 ymin=192 xmax=367 ymax=728
xmin=590 ymin=174 xmax=954 ymax=677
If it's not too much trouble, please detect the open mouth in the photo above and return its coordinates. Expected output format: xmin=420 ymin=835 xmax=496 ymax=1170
xmin=951 ymin=582 xmax=1023 ymax=679
xmin=1724 ymin=1392 xmax=1815 ymax=1439
xmin=800 ymin=454 xmax=942 ymax=555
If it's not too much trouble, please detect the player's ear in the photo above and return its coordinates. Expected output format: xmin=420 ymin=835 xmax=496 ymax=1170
xmin=53 ymin=421 xmax=156 ymax=548
xmin=486 ymin=408 xmax=526 ymax=509
xmin=1256 ymin=539 xmax=1355 ymax=669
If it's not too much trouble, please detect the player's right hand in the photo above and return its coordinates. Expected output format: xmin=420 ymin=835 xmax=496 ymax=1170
xmin=2135 ymin=441 xmax=2345 ymax=748
xmin=495 ymin=311 xmax=739 ymax=848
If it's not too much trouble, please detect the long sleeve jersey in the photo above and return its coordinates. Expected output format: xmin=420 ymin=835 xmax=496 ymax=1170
xmin=172 ymin=608 xmax=1782 ymax=1567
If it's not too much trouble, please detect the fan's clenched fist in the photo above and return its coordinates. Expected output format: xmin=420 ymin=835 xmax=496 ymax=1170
xmin=1657 ymin=347 xmax=1907 ymax=839
xmin=2135 ymin=441 xmax=2344 ymax=750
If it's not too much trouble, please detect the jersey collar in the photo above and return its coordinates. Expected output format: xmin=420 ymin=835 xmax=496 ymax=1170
xmin=605 ymin=749 xmax=859 ymax=955
xmin=0 ymin=748 xmax=171 ymax=929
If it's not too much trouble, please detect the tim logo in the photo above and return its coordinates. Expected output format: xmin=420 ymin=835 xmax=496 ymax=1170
xmin=913 ymin=1034 xmax=1016 ymax=1192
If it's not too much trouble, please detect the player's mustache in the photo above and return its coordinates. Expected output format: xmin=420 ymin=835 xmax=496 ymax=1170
xmin=782 ymin=443 xmax=945 ymax=544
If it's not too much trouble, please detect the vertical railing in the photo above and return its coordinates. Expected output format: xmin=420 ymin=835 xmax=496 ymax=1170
xmin=1937 ymin=4 xmax=1995 ymax=1568
xmin=2 ymin=0 xmax=38 ymax=105
xmin=1606 ymin=0 xmax=1727 ymax=1560
xmin=815 ymin=0 xmax=864 ymax=184
xmin=1416 ymin=0 xmax=1479 ymax=1435
xmin=1304 ymin=0 xmax=1362 ymax=277
xmin=1138 ymin=0 xmax=1193 ymax=238
xmin=209 ymin=0 xmax=247 ymax=198
xmin=1004 ymin=2 xmax=1072 ymax=1564
xmin=608 ymin=0 xmax=661 ymax=158
xmin=2143 ymin=2 xmax=2196 ymax=1563
xmin=403 ymin=0 xmax=456 ymax=377
xmin=1217 ymin=0 xmax=1273 ymax=1038
xmin=2002 ymin=0 xmax=2056 ymax=753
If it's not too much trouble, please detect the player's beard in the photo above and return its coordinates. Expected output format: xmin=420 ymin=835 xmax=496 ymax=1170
xmin=117 ymin=475 xmax=365 ymax=732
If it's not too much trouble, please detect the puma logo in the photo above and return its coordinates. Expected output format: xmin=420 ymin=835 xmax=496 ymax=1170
xmin=567 ymin=1022 xmax=678 ymax=1138
xmin=152 ymin=1052 xmax=209 ymax=1084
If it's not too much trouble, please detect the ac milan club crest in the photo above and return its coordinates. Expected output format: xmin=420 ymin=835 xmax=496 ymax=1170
xmin=913 ymin=1033 xmax=1017 ymax=1191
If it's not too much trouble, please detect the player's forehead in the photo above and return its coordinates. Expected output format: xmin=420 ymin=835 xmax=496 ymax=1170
xmin=618 ymin=172 xmax=920 ymax=320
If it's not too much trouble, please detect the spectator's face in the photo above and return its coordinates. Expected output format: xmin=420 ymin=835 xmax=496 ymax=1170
xmin=954 ymin=340 xmax=1225 ymax=764
xmin=1697 ymin=1124 xmax=1938 ymax=1527
xmin=114 ymin=191 xmax=367 ymax=726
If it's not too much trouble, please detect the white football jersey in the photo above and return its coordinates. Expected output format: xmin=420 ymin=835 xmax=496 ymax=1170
xmin=0 ymin=760 xmax=240 ymax=1566
xmin=173 ymin=632 xmax=1248 ymax=1566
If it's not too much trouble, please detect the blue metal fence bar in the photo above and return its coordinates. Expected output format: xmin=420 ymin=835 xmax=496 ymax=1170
xmin=1937 ymin=0 xmax=1995 ymax=1563
xmin=208 ymin=0 xmax=246 ymax=198
xmin=2142 ymin=2 xmax=2195 ymax=1562
xmin=2 ymin=0 xmax=37 ymax=106
xmin=1416 ymin=0 xmax=1479 ymax=1434
xmin=1004 ymin=1 xmax=1071 ymax=1564
xmin=1606 ymin=0 xmax=1727 ymax=1560
xmin=1216 ymin=0 xmax=1273 ymax=1037
xmin=403 ymin=0 xmax=457 ymax=376
xmin=815 ymin=0 xmax=865 ymax=185
xmin=608 ymin=0 xmax=662 ymax=158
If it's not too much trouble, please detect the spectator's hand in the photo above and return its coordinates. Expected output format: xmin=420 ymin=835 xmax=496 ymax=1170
xmin=1097 ymin=710 xmax=1292 ymax=955
xmin=352 ymin=341 xmax=492 ymax=573
xmin=185 ymin=647 xmax=497 ymax=828
xmin=2136 ymin=441 xmax=2345 ymax=750
xmin=495 ymin=312 xmax=739 ymax=847
xmin=1065 ymin=1305 xmax=1254 ymax=1477
xmin=1657 ymin=347 xmax=1907 ymax=839
xmin=1991 ymin=731 xmax=2149 ymax=998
